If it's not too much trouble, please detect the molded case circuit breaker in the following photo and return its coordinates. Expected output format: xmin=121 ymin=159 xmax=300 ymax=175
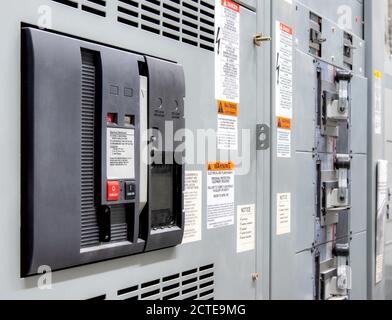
xmin=21 ymin=27 xmax=185 ymax=277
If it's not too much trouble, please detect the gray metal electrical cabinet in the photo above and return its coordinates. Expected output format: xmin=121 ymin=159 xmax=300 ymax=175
xmin=0 ymin=0 xmax=264 ymax=300
xmin=0 ymin=0 xmax=383 ymax=301
xmin=270 ymin=0 xmax=368 ymax=300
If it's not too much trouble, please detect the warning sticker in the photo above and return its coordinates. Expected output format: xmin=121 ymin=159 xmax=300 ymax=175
xmin=217 ymin=100 xmax=238 ymax=150
xmin=215 ymin=0 xmax=240 ymax=104
xmin=107 ymin=128 xmax=135 ymax=180
xmin=277 ymin=193 xmax=291 ymax=235
xmin=183 ymin=171 xmax=202 ymax=244
xmin=276 ymin=21 xmax=293 ymax=158
xmin=237 ymin=204 xmax=255 ymax=253
xmin=207 ymin=162 xmax=235 ymax=229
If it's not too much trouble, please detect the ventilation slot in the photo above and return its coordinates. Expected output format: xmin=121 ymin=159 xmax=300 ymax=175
xmin=110 ymin=206 xmax=129 ymax=242
xmin=81 ymin=50 xmax=100 ymax=248
xmin=51 ymin=0 xmax=107 ymax=17
xmin=117 ymin=0 xmax=215 ymax=52
xmin=52 ymin=0 xmax=78 ymax=8
xmin=117 ymin=264 xmax=215 ymax=300
xmin=86 ymin=294 xmax=106 ymax=300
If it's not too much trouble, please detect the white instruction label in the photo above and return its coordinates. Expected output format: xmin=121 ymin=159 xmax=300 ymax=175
xmin=276 ymin=21 xmax=293 ymax=158
xmin=374 ymin=70 xmax=382 ymax=135
xmin=107 ymin=128 xmax=135 ymax=180
xmin=376 ymin=160 xmax=388 ymax=283
xmin=277 ymin=193 xmax=291 ymax=235
xmin=215 ymin=0 xmax=240 ymax=104
xmin=217 ymin=100 xmax=238 ymax=150
xmin=277 ymin=128 xmax=291 ymax=158
xmin=183 ymin=171 xmax=202 ymax=244
xmin=237 ymin=204 xmax=255 ymax=253
xmin=207 ymin=162 xmax=235 ymax=229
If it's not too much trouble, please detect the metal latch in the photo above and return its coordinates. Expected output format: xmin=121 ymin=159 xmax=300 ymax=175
xmin=254 ymin=33 xmax=271 ymax=46
xmin=257 ymin=124 xmax=270 ymax=150
xmin=310 ymin=28 xmax=326 ymax=44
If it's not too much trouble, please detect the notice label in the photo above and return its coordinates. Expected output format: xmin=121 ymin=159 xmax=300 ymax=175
xmin=215 ymin=0 xmax=240 ymax=104
xmin=277 ymin=193 xmax=291 ymax=235
xmin=376 ymin=160 xmax=388 ymax=283
xmin=276 ymin=21 xmax=293 ymax=158
xmin=217 ymin=100 xmax=238 ymax=150
xmin=207 ymin=162 xmax=235 ymax=229
xmin=107 ymin=128 xmax=135 ymax=180
xmin=237 ymin=204 xmax=255 ymax=253
xmin=183 ymin=171 xmax=202 ymax=244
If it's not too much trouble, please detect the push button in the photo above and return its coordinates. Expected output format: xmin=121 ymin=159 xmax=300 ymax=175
xmin=125 ymin=182 xmax=136 ymax=200
xmin=107 ymin=181 xmax=120 ymax=201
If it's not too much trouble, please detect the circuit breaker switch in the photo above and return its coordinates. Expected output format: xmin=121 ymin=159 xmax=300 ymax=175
xmin=335 ymin=154 xmax=351 ymax=204
xmin=334 ymin=243 xmax=351 ymax=291
xmin=336 ymin=70 xmax=352 ymax=118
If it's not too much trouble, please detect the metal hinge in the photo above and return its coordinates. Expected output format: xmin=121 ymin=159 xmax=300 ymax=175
xmin=257 ymin=124 xmax=270 ymax=151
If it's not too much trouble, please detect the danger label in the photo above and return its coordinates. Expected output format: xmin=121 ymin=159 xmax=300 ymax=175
xmin=107 ymin=128 xmax=135 ymax=180
xmin=207 ymin=162 xmax=235 ymax=229
xmin=276 ymin=21 xmax=293 ymax=158
xmin=215 ymin=0 xmax=240 ymax=104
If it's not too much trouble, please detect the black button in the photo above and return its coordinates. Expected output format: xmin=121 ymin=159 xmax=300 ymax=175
xmin=125 ymin=182 xmax=136 ymax=200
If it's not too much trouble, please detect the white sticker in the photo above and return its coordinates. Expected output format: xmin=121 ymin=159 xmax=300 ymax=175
xmin=277 ymin=193 xmax=291 ymax=235
xmin=374 ymin=74 xmax=382 ymax=135
xmin=276 ymin=21 xmax=293 ymax=120
xmin=276 ymin=21 xmax=293 ymax=159
xmin=215 ymin=0 xmax=240 ymax=104
xmin=376 ymin=255 xmax=384 ymax=284
xmin=277 ymin=128 xmax=291 ymax=158
xmin=217 ymin=101 xmax=238 ymax=150
xmin=107 ymin=128 xmax=135 ymax=180
xmin=183 ymin=171 xmax=202 ymax=244
xmin=237 ymin=204 xmax=255 ymax=253
xmin=376 ymin=160 xmax=388 ymax=283
xmin=207 ymin=162 xmax=235 ymax=229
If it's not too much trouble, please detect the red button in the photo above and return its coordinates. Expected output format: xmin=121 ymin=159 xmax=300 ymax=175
xmin=107 ymin=181 xmax=120 ymax=201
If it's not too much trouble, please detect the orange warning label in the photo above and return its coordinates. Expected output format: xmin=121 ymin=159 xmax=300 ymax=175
xmin=207 ymin=161 xmax=235 ymax=171
xmin=277 ymin=117 xmax=292 ymax=130
xmin=218 ymin=100 xmax=238 ymax=117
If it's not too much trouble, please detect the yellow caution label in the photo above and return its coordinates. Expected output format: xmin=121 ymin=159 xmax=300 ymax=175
xmin=207 ymin=161 xmax=235 ymax=171
xmin=277 ymin=116 xmax=292 ymax=130
xmin=218 ymin=100 xmax=238 ymax=117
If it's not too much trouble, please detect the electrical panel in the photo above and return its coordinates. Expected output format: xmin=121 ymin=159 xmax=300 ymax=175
xmin=21 ymin=27 xmax=185 ymax=277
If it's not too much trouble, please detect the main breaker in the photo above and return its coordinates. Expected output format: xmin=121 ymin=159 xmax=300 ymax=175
xmin=21 ymin=27 xmax=186 ymax=277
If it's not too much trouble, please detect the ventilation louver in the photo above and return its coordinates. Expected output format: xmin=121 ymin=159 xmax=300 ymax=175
xmin=116 ymin=264 xmax=215 ymax=300
xmin=51 ymin=0 xmax=215 ymax=52
xmin=81 ymin=50 xmax=100 ymax=248
xmin=53 ymin=0 xmax=107 ymax=16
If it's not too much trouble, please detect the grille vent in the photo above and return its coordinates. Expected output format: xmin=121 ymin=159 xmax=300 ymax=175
xmin=81 ymin=50 xmax=100 ymax=248
xmin=116 ymin=264 xmax=215 ymax=300
xmin=52 ymin=0 xmax=107 ymax=17
xmin=51 ymin=0 xmax=215 ymax=52
xmin=117 ymin=0 xmax=215 ymax=52
xmin=110 ymin=206 xmax=129 ymax=242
